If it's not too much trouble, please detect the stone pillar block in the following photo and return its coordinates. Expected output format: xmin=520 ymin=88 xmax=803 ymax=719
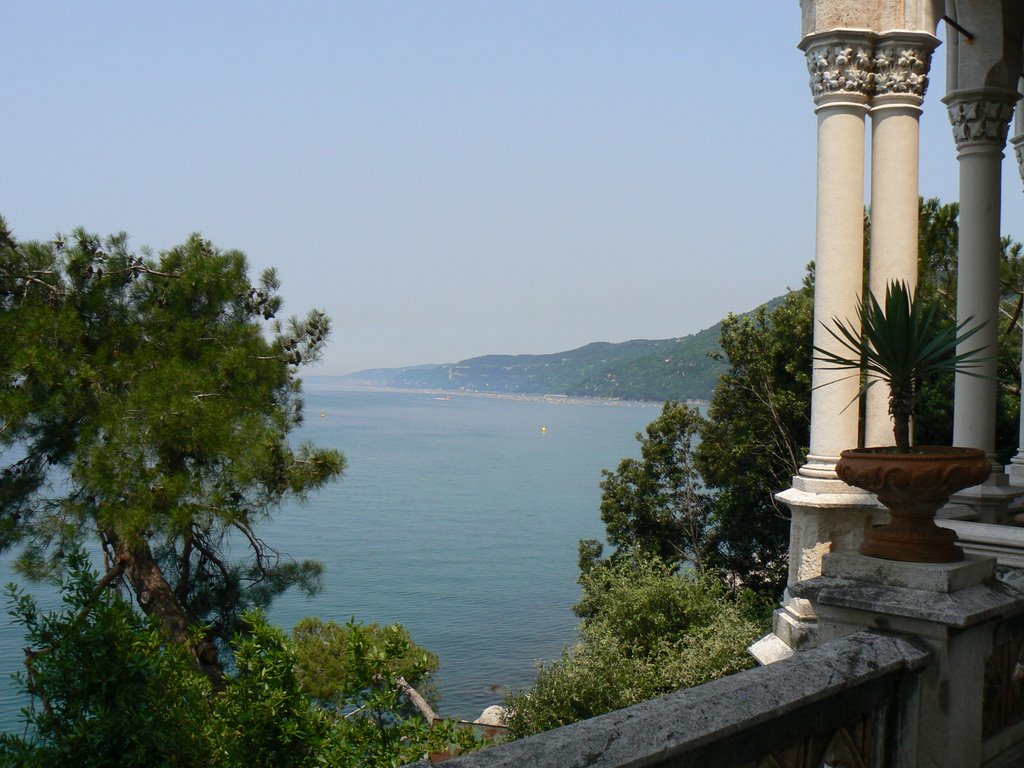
xmin=791 ymin=552 xmax=1024 ymax=767
xmin=756 ymin=477 xmax=881 ymax=657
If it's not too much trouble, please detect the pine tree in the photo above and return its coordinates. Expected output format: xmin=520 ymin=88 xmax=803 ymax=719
xmin=0 ymin=219 xmax=345 ymax=675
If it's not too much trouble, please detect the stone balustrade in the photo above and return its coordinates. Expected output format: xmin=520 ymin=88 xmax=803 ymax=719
xmin=403 ymin=631 xmax=929 ymax=768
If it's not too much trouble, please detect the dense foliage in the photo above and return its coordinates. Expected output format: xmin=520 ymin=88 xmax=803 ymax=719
xmin=1 ymin=551 xmax=478 ymax=767
xmin=696 ymin=275 xmax=813 ymax=593
xmin=586 ymin=278 xmax=812 ymax=596
xmin=1 ymin=552 xmax=211 ymax=767
xmin=0 ymin=220 xmax=344 ymax=673
xmin=293 ymin=617 xmax=439 ymax=707
xmin=503 ymin=556 xmax=764 ymax=738
xmin=595 ymin=402 xmax=715 ymax=570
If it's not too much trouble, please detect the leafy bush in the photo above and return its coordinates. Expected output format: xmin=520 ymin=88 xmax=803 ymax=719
xmin=293 ymin=617 xmax=438 ymax=707
xmin=503 ymin=556 xmax=766 ymax=738
xmin=2 ymin=552 xmax=481 ymax=767
xmin=1 ymin=550 xmax=213 ymax=767
xmin=211 ymin=616 xmax=334 ymax=768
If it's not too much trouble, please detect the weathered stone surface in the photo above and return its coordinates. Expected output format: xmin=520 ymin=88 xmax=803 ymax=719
xmin=822 ymin=550 xmax=995 ymax=593
xmin=791 ymin=574 xmax=1024 ymax=628
xmin=748 ymin=632 xmax=794 ymax=665
xmin=402 ymin=632 xmax=929 ymax=768
xmin=777 ymin=483 xmax=880 ymax=584
xmin=799 ymin=0 xmax=941 ymax=37
xmin=947 ymin=477 xmax=1021 ymax=524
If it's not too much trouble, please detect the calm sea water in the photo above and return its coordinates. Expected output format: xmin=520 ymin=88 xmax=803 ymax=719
xmin=0 ymin=386 xmax=660 ymax=730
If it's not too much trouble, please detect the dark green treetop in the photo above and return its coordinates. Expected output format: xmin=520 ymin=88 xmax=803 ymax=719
xmin=0 ymin=218 xmax=344 ymax=671
xmin=594 ymin=401 xmax=715 ymax=571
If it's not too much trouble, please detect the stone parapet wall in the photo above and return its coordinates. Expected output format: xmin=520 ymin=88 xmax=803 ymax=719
xmin=403 ymin=632 xmax=928 ymax=768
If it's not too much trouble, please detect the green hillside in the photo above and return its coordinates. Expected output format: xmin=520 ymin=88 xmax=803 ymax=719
xmin=344 ymin=324 xmax=724 ymax=402
xmin=338 ymin=296 xmax=786 ymax=402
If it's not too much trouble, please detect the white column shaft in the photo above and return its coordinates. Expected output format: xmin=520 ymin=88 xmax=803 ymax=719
xmin=866 ymin=101 xmax=922 ymax=447
xmin=802 ymin=99 xmax=868 ymax=478
xmin=952 ymin=144 xmax=1002 ymax=455
xmin=1016 ymin=303 xmax=1024 ymax=464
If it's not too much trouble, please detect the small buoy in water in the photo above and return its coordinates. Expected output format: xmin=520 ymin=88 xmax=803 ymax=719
xmin=541 ymin=425 xmax=547 ymax=433
xmin=320 ymin=410 xmax=326 ymax=417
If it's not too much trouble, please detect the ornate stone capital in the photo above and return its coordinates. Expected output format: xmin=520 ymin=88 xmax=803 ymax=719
xmin=1011 ymin=133 xmax=1024 ymax=190
xmin=946 ymin=96 xmax=1015 ymax=149
xmin=873 ymin=40 xmax=932 ymax=99
xmin=804 ymin=41 xmax=874 ymax=101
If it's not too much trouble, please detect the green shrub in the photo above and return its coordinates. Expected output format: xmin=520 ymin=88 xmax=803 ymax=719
xmin=3 ymin=552 xmax=482 ymax=767
xmin=1 ymin=551 xmax=212 ymax=767
xmin=504 ymin=556 xmax=766 ymax=738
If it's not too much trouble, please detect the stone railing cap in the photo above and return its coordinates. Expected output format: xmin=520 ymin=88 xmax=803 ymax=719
xmin=404 ymin=631 xmax=929 ymax=768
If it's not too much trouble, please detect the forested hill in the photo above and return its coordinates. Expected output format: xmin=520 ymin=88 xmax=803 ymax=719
xmin=338 ymin=319 xmax=738 ymax=403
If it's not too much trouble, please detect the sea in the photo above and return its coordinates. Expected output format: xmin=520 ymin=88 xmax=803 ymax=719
xmin=0 ymin=385 xmax=663 ymax=732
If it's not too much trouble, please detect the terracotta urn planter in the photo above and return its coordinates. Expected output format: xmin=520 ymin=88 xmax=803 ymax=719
xmin=836 ymin=446 xmax=991 ymax=563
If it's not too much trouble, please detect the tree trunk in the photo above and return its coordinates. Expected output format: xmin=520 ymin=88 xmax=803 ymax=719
xmin=892 ymin=410 xmax=911 ymax=451
xmin=396 ymin=676 xmax=439 ymax=724
xmin=109 ymin=531 xmax=224 ymax=682
xmin=888 ymin=387 xmax=913 ymax=451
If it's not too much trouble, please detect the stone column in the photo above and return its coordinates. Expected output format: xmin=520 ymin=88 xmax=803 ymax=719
xmin=944 ymin=89 xmax=1019 ymax=520
xmin=945 ymin=90 xmax=1015 ymax=455
xmin=864 ymin=32 xmax=938 ymax=447
xmin=1007 ymin=90 xmax=1024 ymax=486
xmin=799 ymin=32 xmax=874 ymax=480
xmin=761 ymin=32 xmax=882 ymax=660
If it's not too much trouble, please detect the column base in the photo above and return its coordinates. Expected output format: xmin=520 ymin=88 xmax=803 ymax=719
xmin=749 ymin=587 xmax=820 ymax=664
xmin=949 ymin=471 xmax=1022 ymax=523
xmin=773 ymin=593 xmax=818 ymax=649
xmin=798 ymin=454 xmax=840 ymax=480
xmin=777 ymin=476 xmax=882 ymax=582
xmin=1005 ymin=458 xmax=1024 ymax=487
xmin=822 ymin=550 xmax=995 ymax=592
xmin=748 ymin=632 xmax=793 ymax=665
xmin=765 ymin=477 xmax=882 ymax=655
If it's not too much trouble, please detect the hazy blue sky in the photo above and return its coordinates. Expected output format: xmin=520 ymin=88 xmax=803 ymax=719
xmin=4 ymin=3 xmax=1024 ymax=375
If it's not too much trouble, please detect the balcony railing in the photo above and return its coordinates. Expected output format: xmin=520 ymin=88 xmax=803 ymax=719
xmin=405 ymin=631 xmax=929 ymax=768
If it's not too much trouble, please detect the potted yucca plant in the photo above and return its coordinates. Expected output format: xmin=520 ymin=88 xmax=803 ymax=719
xmin=814 ymin=280 xmax=991 ymax=562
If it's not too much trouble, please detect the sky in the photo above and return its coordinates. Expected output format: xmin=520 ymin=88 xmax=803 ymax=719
xmin=4 ymin=3 xmax=1024 ymax=376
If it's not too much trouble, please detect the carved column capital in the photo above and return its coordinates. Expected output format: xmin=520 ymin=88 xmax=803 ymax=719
xmin=1011 ymin=133 xmax=1024 ymax=190
xmin=872 ymin=33 xmax=938 ymax=102
xmin=944 ymin=90 xmax=1018 ymax=150
xmin=800 ymin=31 xmax=875 ymax=105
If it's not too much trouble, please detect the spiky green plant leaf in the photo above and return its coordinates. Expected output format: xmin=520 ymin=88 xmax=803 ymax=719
xmin=812 ymin=280 xmax=989 ymax=450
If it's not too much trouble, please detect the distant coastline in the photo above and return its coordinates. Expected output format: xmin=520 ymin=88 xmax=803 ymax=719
xmin=314 ymin=297 xmax=793 ymax=404
xmin=302 ymin=379 xmax=708 ymax=409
